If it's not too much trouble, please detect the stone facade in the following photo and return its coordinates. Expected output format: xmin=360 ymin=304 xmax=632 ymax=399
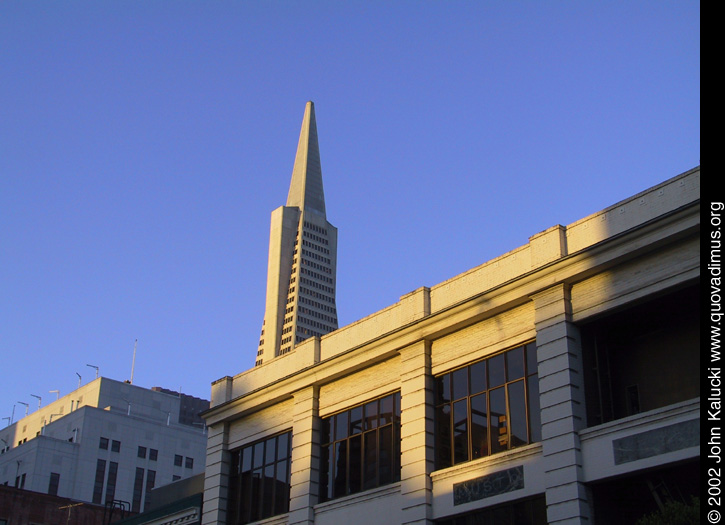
xmin=204 ymin=166 xmax=700 ymax=524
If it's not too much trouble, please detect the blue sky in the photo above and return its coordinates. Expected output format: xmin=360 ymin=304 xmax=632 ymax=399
xmin=1 ymin=2 xmax=699 ymax=417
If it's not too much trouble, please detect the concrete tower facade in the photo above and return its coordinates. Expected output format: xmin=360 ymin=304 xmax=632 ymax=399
xmin=256 ymin=102 xmax=338 ymax=366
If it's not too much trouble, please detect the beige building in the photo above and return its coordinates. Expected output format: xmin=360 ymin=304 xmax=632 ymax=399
xmin=256 ymin=101 xmax=338 ymax=366
xmin=204 ymin=164 xmax=700 ymax=524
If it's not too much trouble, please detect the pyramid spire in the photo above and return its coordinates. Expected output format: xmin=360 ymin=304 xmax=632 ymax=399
xmin=286 ymin=101 xmax=326 ymax=217
xmin=255 ymin=102 xmax=338 ymax=366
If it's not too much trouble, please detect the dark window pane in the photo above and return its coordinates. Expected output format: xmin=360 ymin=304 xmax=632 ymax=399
xmin=111 ymin=440 xmax=121 ymax=453
xmin=138 ymin=446 xmax=146 ymax=459
xmin=333 ymin=441 xmax=347 ymax=498
xmin=380 ymin=395 xmax=393 ymax=425
xmin=453 ymin=399 xmax=468 ymax=464
xmin=364 ymin=400 xmax=378 ymax=431
xmin=144 ymin=470 xmax=156 ymax=512
xmin=274 ymin=459 xmax=289 ymax=514
xmin=321 ymin=417 xmax=331 ymax=444
xmin=508 ymin=380 xmax=528 ymax=447
xmin=436 ymin=404 xmax=452 ymax=469
xmin=92 ymin=459 xmax=106 ymax=504
xmin=379 ymin=425 xmax=393 ymax=485
xmin=490 ymin=387 xmax=507 ymax=454
xmin=149 ymin=448 xmax=158 ymax=461
xmin=265 ymin=437 xmax=276 ymax=465
xmin=436 ymin=374 xmax=451 ymax=405
xmin=241 ymin=446 xmax=252 ymax=472
xmin=452 ymin=367 xmax=468 ymax=400
xmin=350 ymin=406 xmax=363 ymax=435
xmin=335 ymin=411 xmax=349 ymax=441
xmin=99 ymin=437 xmax=109 ymax=450
xmin=470 ymin=360 xmax=487 ymax=394
xmin=174 ymin=454 xmax=183 ymax=467
xmin=48 ymin=472 xmax=60 ymax=496
xmin=132 ymin=467 xmax=144 ymax=513
xmin=185 ymin=457 xmax=194 ymax=469
xmin=489 ymin=354 xmax=505 ymax=388
xmin=319 ymin=445 xmax=331 ymax=501
xmin=528 ymin=375 xmax=541 ymax=443
xmin=250 ymin=468 xmax=262 ymax=522
xmin=253 ymin=442 xmax=264 ymax=469
xmin=349 ymin=434 xmax=362 ymax=494
xmin=507 ymin=346 xmax=525 ymax=380
xmin=105 ymin=461 xmax=118 ymax=503
xmin=277 ymin=432 xmax=289 ymax=459
xmin=363 ymin=431 xmax=378 ymax=490
xmin=470 ymin=393 xmax=488 ymax=459
xmin=262 ymin=464 xmax=275 ymax=518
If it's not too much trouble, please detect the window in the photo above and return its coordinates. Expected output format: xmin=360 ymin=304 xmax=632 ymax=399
xmin=149 ymin=448 xmax=158 ymax=461
xmin=111 ymin=440 xmax=121 ymax=453
xmin=144 ymin=470 xmax=156 ymax=511
xmin=105 ymin=461 xmax=118 ymax=503
xmin=174 ymin=454 xmax=183 ymax=467
xmin=320 ymin=392 xmax=401 ymax=502
xmin=48 ymin=472 xmax=60 ymax=496
xmin=435 ymin=343 xmax=540 ymax=469
xmin=99 ymin=437 xmax=109 ymax=450
xmin=227 ymin=431 xmax=292 ymax=524
xmin=132 ymin=468 xmax=144 ymax=513
xmin=185 ymin=457 xmax=194 ymax=469
xmin=138 ymin=446 xmax=147 ymax=459
xmin=92 ymin=459 xmax=106 ymax=504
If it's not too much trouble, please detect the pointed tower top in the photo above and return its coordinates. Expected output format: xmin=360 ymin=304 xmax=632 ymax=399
xmin=286 ymin=101 xmax=327 ymax=216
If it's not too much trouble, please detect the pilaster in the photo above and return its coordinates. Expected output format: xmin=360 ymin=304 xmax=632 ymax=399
xmin=532 ymin=284 xmax=591 ymax=524
xmin=288 ymin=385 xmax=320 ymax=525
xmin=201 ymin=422 xmax=229 ymax=525
xmin=399 ymin=340 xmax=435 ymax=525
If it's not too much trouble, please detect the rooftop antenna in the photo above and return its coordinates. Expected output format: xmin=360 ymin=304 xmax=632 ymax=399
xmin=86 ymin=364 xmax=99 ymax=379
xmin=49 ymin=390 xmax=60 ymax=400
xmin=130 ymin=339 xmax=138 ymax=385
xmin=76 ymin=373 xmax=81 ymax=389
xmin=30 ymin=394 xmax=41 ymax=411
xmin=17 ymin=401 xmax=28 ymax=417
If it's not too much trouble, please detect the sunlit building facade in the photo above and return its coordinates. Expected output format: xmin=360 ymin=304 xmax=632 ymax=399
xmin=204 ymin=165 xmax=700 ymax=525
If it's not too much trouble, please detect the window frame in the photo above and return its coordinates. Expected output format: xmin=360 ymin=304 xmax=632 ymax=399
xmin=227 ymin=430 xmax=292 ymax=525
xmin=319 ymin=391 xmax=401 ymax=502
xmin=435 ymin=342 xmax=540 ymax=470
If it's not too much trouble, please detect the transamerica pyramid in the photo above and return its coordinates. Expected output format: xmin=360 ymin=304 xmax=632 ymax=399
xmin=255 ymin=102 xmax=338 ymax=366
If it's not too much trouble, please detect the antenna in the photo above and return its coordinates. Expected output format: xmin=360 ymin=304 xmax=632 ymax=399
xmin=76 ymin=373 xmax=81 ymax=389
xmin=130 ymin=339 xmax=138 ymax=384
xmin=49 ymin=390 xmax=60 ymax=400
xmin=31 ymin=394 xmax=41 ymax=410
xmin=86 ymin=364 xmax=99 ymax=379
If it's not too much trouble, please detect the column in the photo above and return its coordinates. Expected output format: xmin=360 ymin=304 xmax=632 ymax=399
xmin=201 ymin=422 xmax=229 ymax=525
xmin=399 ymin=340 xmax=435 ymax=525
xmin=288 ymin=385 xmax=320 ymax=525
xmin=532 ymin=284 xmax=591 ymax=524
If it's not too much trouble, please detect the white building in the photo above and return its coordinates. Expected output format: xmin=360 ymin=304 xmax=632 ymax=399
xmin=202 ymin=162 xmax=699 ymax=524
xmin=0 ymin=377 xmax=208 ymax=514
xmin=256 ymin=101 xmax=339 ymax=366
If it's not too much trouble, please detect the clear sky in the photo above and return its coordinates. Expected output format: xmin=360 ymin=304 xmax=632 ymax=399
xmin=1 ymin=2 xmax=699 ymax=418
